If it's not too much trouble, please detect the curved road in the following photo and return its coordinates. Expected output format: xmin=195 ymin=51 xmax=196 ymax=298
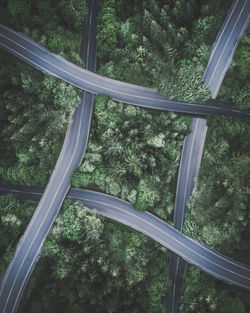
xmin=0 ymin=183 xmax=250 ymax=291
xmin=204 ymin=0 xmax=250 ymax=98
xmin=168 ymin=1 xmax=250 ymax=311
xmin=0 ymin=0 xmax=97 ymax=312
xmin=172 ymin=118 xmax=207 ymax=233
xmin=0 ymin=25 xmax=250 ymax=120
xmin=0 ymin=0 xmax=249 ymax=312
xmin=166 ymin=118 xmax=207 ymax=313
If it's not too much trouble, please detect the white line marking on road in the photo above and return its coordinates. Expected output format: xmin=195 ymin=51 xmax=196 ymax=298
xmin=0 ymin=36 xmax=165 ymax=101
xmin=0 ymin=84 xmax=74 ymax=299
xmin=209 ymin=0 xmax=239 ymax=61
xmin=1 ymin=3 xmax=97 ymax=308
xmin=77 ymin=197 xmax=250 ymax=282
xmin=0 ymin=124 xmax=71 ymax=299
xmin=0 ymin=31 xmax=249 ymax=116
xmin=0 ymin=24 xmax=159 ymax=93
xmin=11 ymin=239 xmax=44 ymax=313
xmin=8 ymin=192 xmax=250 ymax=289
xmin=212 ymin=12 xmax=250 ymax=98
xmin=147 ymin=210 xmax=250 ymax=273
xmin=2 ymin=185 xmax=250 ymax=277
xmin=85 ymin=203 xmax=250 ymax=288
xmin=2 ymin=96 xmax=88 ymax=313
xmin=207 ymin=0 xmax=248 ymax=87
xmin=173 ymin=135 xmax=187 ymax=226
xmin=180 ymin=118 xmax=199 ymax=232
xmin=170 ymin=118 xmax=200 ymax=313
xmin=86 ymin=0 xmax=93 ymax=70
xmin=171 ymin=257 xmax=179 ymax=313
xmin=0 ymin=42 xmax=95 ymax=312
xmin=0 ymin=2 xmax=98 ymax=303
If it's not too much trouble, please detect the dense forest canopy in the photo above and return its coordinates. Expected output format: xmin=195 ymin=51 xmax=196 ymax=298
xmin=0 ymin=0 xmax=249 ymax=312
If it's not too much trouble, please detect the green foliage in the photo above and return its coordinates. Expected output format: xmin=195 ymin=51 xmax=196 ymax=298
xmin=156 ymin=59 xmax=211 ymax=103
xmin=59 ymin=0 xmax=87 ymax=30
xmin=97 ymin=0 xmax=120 ymax=62
xmin=0 ymin=0 xmax=86 ymax=64
xmin=0 ymin=198 xmax=169 ymax=313
xmin=7 ymin=0 xmax=32 ymax=25
xmin=183 ymin=116 xmax=250 ymax=312
xmin=97 ymin=0 xmax=215 ymax=101
xmin=0 ymin=59 xmax=80 ymax=185
xmin=218 ymin=30 xmax=250 ymax=109
xmin=0 ymin=0 xmax=85 ymax=185
xmin=1 ymin=0 xmax=249 ymax=312
xmin=0 ymin=194 xmax=35 ymax=273
xmin=181 ymin=266 xmax=249 ymax=313
xmin=72 ymin=95 xmax=191 ymax=217
xmin=184 ymin=117 xmax=250 ymax=260
xmin=92 ymin=3 xmax=249 ymax=310
xmin=0 ymin=195 xmax=170 ymax=313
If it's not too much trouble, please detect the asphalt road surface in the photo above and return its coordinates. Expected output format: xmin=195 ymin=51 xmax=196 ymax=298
xmin=1 ymin=25 xmax=250 ymax=120
xmin=167 ymin=0 xmax=250 ymax=311
xmin=166 ymin=118 xmax=207 ymax=313
xmin=204 ymin=0 xmax=250 ymax=98
xmin=173 ymin=118 xmax=207 ymax=233
xmin=0 ymin=183 xmax=250 ymax=291
xmin=0 ymin=0 xmax=249 ymax=312
xmin=0 ymin=0 xmax=97 ymax=312
xmin=166 ymin=254 xmax=185 ymax=313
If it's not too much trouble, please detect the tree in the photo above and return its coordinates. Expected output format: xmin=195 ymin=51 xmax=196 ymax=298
xmin=97 ymin=0 xmax=119 ymax=62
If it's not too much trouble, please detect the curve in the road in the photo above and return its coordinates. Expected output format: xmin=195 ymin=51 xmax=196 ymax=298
xmin=204 ymin=0 xmax=250 ymax=98
xmin=0 ymin=1 xmax=250 ymax=312
xmin=0 ymin=184 xmax=250 ymax=291
xmin=168 ymin=1 xmax=250 ymax=311
xmin=173 ymin=118 xmax=207 ymax=233
xmin=1 ymin=24 xmax=250 ymax=120
xmin=0 ymin=0 xmax=97 ymax=312
xmin=166 ymin=117 xmax=207 ymax=313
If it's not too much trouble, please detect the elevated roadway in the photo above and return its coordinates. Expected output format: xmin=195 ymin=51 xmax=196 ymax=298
xmin=0 ymin=0 xmax=97 ymax=312
xmin=204 ymin=0 xmax=250 ymax=98
xmin=0 ymin=24 xmax=250 ymax=120
xmin=0 ymin=184 xmax=250 ymax=292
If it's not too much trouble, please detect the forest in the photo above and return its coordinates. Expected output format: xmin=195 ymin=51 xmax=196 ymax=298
xmin=0 ymin=0 xmax=249 ymax=312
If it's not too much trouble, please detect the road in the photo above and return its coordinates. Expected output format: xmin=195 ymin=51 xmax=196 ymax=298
xmin=167 ymin=1 xmax=250 ymax=312
xmin=204 ymin=0 xmax=250 ymax=98
xmin=166 ymin=254 xmax=185 ymax=313
xmin=166 ymin=118 xmax=207 ymax=313
xmin=172 ymin=118 xmax=207 ymax=233
xmin=0 ymin=0 xmax=97 ymax=312
xmin=1 ymin=24 xmax=250 ymax=120
xmin=0 ymin=183 xmax=250 ymax=291
xmin=0 ymin=0 xmax=249 ymax=311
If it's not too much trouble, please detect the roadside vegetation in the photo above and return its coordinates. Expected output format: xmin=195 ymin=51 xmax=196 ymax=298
xmin=72 ymin=95 xmax=190 ymax=217
xmin=218 ymin=29 xmax=250 ymax=109
xmin=0 ymin=0 xmax=85 ymax=185
xmin=0 ymin=0 xmax=249 ymax=312
xmin=182 ymin=116 xmax=250 ymax=312
xmin=0 ymin=194 xmax=170 ymax=313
